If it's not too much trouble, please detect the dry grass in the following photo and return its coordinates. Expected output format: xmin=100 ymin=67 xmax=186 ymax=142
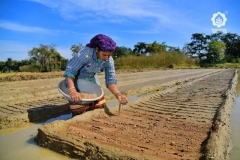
xmin=0 ymin=71 xmax=64 ymax=82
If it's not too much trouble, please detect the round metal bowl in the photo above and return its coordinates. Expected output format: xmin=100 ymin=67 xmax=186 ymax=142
xmin=58 ymin=79 xmax=104 ymax=104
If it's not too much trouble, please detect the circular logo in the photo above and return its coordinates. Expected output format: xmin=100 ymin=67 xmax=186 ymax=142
xmin=211 ymin=12 xmax=227 ymax=28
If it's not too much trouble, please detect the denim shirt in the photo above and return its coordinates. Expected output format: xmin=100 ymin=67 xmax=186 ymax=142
xmin=63 ymin=47 xmax=117 ymax=87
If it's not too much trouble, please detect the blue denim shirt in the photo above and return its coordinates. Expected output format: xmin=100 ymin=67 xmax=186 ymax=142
xmin=63 ymin=47 xmax=117 ymax=87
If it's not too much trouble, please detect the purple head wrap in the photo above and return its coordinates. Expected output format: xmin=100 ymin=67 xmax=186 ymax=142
xmin=86 ymin=34 xmax=116 ymax=52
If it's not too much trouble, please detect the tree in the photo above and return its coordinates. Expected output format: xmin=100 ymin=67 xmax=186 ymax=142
xmin=133 ymin=42 xmax=147 ymax=56
xmin=59 ymin=57 xmax=69 ymax=70
xmin=49 ymin=47 xmax=62 ymax=71
xmin=0 ymin=61 xmax=6 ymax=72
xmin=70 ymin=43 xmax=84 ymax=57
xmin=112 ymin=46 xmax=133 ymax=59
xmin=167 ymin=46 xmax=181 ymax=52
xmin=6 ymin=58 xmax=14 ymax=72
xmin=39 ymin=44 xmax=51 ymax=71
xmin=145 ymin=41 xmax=168 ymax=55
xmin=206 ymin=39 xmax=226 ymax=63
xmin=28 ymin=44 xmax=63 ymax=72
xmin=187 ymin=33 xmax=208 ymax=61
xmin=221 ymin=33 xmax=240 ymax=62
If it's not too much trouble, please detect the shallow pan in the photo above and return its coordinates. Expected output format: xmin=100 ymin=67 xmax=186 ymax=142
xmin=58 ymin=79 xmax=104 ymax=104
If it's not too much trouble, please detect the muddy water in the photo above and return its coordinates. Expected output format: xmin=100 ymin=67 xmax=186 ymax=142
xmin=229 ymin=76 xmax=240 ymax=160
xmin=0 ymin=96 xmax=139 ymax=160
xmin=0 ymin=114 xmax=76 ymax=160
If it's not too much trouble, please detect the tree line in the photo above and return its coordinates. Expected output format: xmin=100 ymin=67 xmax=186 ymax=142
xmin=185 ymin=32 xmax=240 ymax=66
xmin=0 ymin=32 xmax=239 ymax=72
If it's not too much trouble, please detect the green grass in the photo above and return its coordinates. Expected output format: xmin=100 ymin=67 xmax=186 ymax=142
xmin=0 ymin=72 xmax=17 ymax=77
xmin=213 ymin=63 xmax=240 ymax=68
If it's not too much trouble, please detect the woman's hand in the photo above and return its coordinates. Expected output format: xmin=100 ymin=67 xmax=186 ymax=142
xmin=116 ymin=93 xmax=128 ymax=105
xmin=69 ymin=87 xmax=82 ymax=102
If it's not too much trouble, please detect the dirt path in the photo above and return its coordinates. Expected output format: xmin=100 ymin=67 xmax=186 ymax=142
xmin=34 ymin=69 xmax=237 ymax=160
xmin=0 ymin=69 xmax=224 ymax=129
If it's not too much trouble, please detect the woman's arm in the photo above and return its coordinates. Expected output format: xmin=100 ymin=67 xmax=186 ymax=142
xmin=108 ymin=83 xmax=128 ymax=105
xmin=104 ymin=57 xmax=128 ymax=105
xmin=66 ymin=77 xmax=82 ymax=102
xmin=63 ymin=47 xmax=93 ymax=102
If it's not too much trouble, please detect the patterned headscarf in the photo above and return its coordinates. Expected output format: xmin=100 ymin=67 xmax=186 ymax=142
xmin=86 ymin=34 xmax=116 ymax=52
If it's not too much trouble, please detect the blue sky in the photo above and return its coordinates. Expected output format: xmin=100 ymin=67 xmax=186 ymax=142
xmin=0 ymin=0 xmax=239 ymax=61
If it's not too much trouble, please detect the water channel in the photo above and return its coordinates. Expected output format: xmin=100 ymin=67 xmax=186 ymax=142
xmin=229 ymin=75 xmax=240 ymax=160
xmin=0 ymin=84 xmax=239 ymax=160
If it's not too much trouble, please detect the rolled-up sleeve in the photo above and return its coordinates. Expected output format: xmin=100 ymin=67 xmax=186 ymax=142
xmin=105 ymin=57 xmax=117 ymax=87
xmin=63 ymin=48 xmax=89 ymax=78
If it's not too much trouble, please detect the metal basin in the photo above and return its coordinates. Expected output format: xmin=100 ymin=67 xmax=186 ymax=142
xmin=58 ymin=79 xmax=104 ymax=104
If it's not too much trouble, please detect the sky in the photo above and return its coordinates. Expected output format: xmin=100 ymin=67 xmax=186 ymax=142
xmin=0 ymin=0 xmax=239 ymax=61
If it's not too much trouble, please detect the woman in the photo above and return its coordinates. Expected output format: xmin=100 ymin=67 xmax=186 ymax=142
xmin=63 ymin=34 xmax=128 ymax=116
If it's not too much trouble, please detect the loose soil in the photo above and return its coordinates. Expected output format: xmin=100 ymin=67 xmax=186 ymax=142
xmin=0 ymin=69 xmax=238 ymax=159
xmin=0 ymin=69 xmax=222 ymax=128
xmin=79 ymin=92 xmax=97 ymax=99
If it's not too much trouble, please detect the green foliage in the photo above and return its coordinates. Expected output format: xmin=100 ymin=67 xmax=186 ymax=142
xmin=6 ymin=58 xmax=14 ymax=72
xmin=187 ymin=33 xmax=208 ymax=60
xmin=70 ymin=43 xmax=84 ymax=57
xmin=221 ymin=33 xmax=240 ymax=61
xmin=114 ymin=51 xmax=194 ymax=69
xmin=186 ymin=32 xmax=240 ymax=64
xmin=146 ymin=41 xmax=167 ymax=54
xmin=112 ymin=46 xmax=134 ymax=59
xmin=19 ymin=65 xmax=40 ymax=72
xmin=206 ymin=39 xmax=226 ymax=63
xmin=3 ymin=32 xmax=239 ymax=72
xmin=59 ymin=58 xmax=69 ymax=70
xmin=133 ymin=42 xmax=147 ymax=56
xmin=28 ymin=44 xmax=65 ymax=72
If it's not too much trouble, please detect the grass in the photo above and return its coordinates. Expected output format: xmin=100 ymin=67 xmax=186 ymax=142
xmin=213 ymin=63 xmax=240 ymax=68
xmin=0 ymin=71 xmax=64 ymax=81
xmin=0 ymin=72 xmax=18 ymax=77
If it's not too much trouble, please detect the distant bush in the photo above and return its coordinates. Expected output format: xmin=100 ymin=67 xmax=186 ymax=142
xmin=19 ymin=65 xmax=40 ymax=72
xmin=114 ymin=52 xmax=195 ymax=69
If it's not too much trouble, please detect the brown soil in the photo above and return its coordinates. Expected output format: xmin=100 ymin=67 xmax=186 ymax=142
xmin=79 ymin=92 xmax=97 ymax=99
xmin=0 ymin=69 xmax=221 ymax=128
xmin=0 ymin=69 xmax=238 ymax=159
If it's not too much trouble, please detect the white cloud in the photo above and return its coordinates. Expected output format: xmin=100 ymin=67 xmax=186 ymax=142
xmin=27 ymin=0 xmax=196 ymax=34
xmin=0 ymin=21 xmax=51 ymax=34
xmin=0 ymin=20 xmax=88 ymax=36
xmin=28 ymin=0 xmax=171 ymax=23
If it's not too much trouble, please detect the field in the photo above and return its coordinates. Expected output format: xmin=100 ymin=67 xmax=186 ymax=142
xmin=0 ymin=69 xmax=238 ymax=159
